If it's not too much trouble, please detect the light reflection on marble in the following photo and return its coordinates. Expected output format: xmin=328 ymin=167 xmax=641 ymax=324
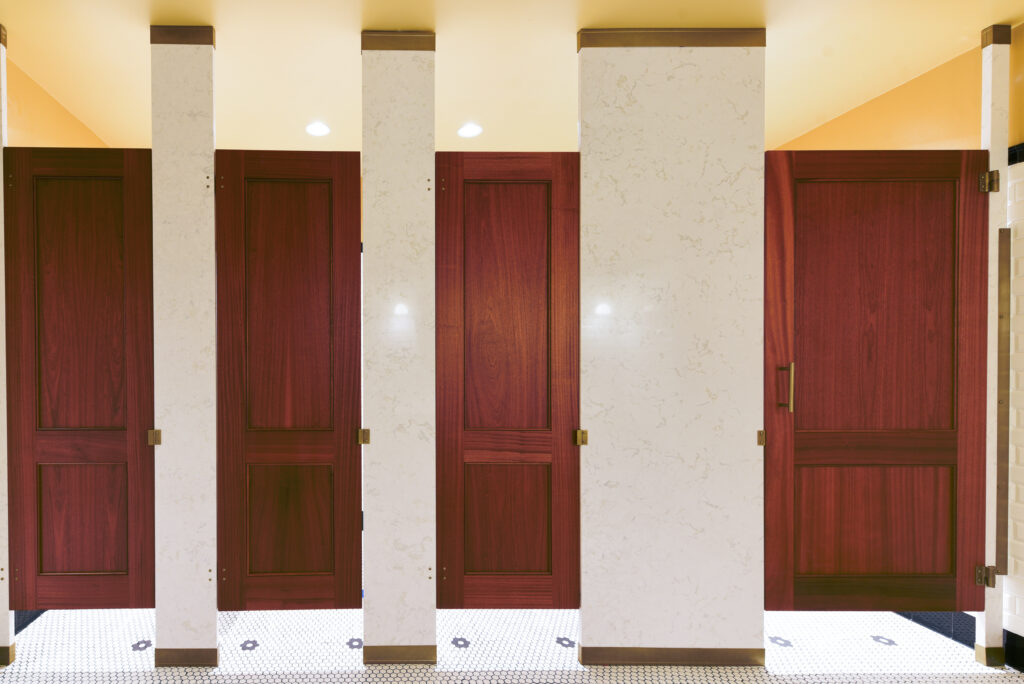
xmin=361 ymin=49 xmax=437 ymax=649
xmin=579 ymin=45 xmax=765 ymax=650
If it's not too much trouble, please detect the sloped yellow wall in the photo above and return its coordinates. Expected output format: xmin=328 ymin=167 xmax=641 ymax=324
xmin=779 ymin=24 xmax=1023 ymax=150
xmin=8 ymin=61 xmax=107 ymax=147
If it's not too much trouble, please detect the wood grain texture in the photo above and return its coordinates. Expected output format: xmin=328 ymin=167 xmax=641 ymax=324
xmin=436 ymin=152 xmax=579 ymax=608
xmin=38 ymin=464 xmax=128 ymax=574
xmin=794 ymin=180 xmax=956 ymax=431
xmin=216 ymin=150 xmax=361 ymax=610
xmin=245 ymin=180 xmax=333 ymax=430
xmin=764 ymin=151 xmax=795 ymax=610
xmin=793 ymin=576 xmax=955 ymax=611
xmin=463 ymin=182 xmax=549 ymax=430
xmin=795 ymin=466 xmax=954 ymax=574
xmin=764 ymin=150 xmax=988 ymax=611
xmin=4 ymin=147 xmax=154 ymax=609
xmin=35 ymin=178 xmax=127 ymax=429
xmin=248 ymin=465 xmax=334 ymax=574
xmin=464 ymin=463 xmax=550 ymax=573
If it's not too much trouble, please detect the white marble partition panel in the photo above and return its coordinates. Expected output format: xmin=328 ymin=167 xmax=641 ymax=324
xmin=979 ymin=37 xmax=1010 ymax=650
xmin=578 ymin=45 xmax=764 ymax=649
xmin=0 ymin=37 xmax=14 ymax=649
xmin=150 ymin=43 xmax=218 ymax=651
xmin=361 ymin=49 xmax=436 ymax=649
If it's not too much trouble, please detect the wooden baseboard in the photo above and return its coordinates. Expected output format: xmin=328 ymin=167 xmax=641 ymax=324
xmin=154 ymin=647 xmax=219 ymax=667
xmin=976 ymin=644 xmax=1006 ymax=667
xmin=579 ymin=645 xmax=765 ymax=666
xmin=0 ymin=644 xmax=14 ymax=666
xmin=363 ymin=645 xmax=437 ymax=664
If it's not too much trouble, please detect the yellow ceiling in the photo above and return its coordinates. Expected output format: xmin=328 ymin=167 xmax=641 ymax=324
xmin=0 ymin=0 xmax=1021 ymax=151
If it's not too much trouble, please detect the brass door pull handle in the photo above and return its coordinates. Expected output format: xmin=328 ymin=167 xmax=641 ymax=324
xmin=777 ymin=362 xmax=794 ymax=413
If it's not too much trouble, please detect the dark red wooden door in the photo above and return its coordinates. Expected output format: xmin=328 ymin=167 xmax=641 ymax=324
xmin=765 ymin=150 xmax=989 ymax=611
xmin=436 ymin=152 xmax=580 ymax=608
xmin=216 ymin=151 xmax=361 ymax=609
xmin=5 ymin=148 xmax=154 ymax=608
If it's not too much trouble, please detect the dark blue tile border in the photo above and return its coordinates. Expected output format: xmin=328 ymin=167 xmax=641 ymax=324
xmin=14 ymin=610 xmax=44 ymax=635
xmin=896 ymin=611 xmax=974 ymax=649
xmin=1006 ymin=629 xmax=1024 ymax=671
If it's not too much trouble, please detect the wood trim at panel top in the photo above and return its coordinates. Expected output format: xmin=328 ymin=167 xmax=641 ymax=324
xmin=579 ymin=647 xmax=765 ymax=666
xmin=981 ymin=25 xmax=1012 ymax=48
xmin=361 ymin=31 xmax=435 ymax=51
xmin=577 ymin=28 xmax=765 ymax=51
xmin=150 ymin=25 xmax=215 ymax=47
xmin=0 ymin=25 xmax=7 ymax=48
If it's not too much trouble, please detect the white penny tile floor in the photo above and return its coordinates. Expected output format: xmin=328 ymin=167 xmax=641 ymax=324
xmin=0 ymin=608 xmax=1022 ymax=682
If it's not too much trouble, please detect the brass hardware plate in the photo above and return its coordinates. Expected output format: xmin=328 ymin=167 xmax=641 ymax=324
xmin=357 ymin=428 xmax=371 ymax=445
xmin=980 ymin=170 xmax=1000 ymax=193
xmin=574 ymin=429 xmax=588 ymax=446
xmin=147 ymin=429 xmax=162 ymax=446
xmin=777 ymin=362 xmax=794 ymax=413
xmin=757 ymin=430 xmax=766 ymax=446
xmin=976 ymin=565 xmax=1000 ymax=588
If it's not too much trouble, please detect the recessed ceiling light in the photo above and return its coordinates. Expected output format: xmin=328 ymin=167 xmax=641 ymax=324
xmin=457 ymin=122 xmax=482 ymax=138
xmin=306 ymin=121 xmax=330 ymax=137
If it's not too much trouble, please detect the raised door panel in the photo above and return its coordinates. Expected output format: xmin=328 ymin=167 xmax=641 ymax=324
xmin=464 ymin=182 xmax=550 ymax=430
xmin=794 ymin=180 xmax=956 ymax=431
xmin=5 ymin=147 xmax=154 ymax=609
xmin=35 ymin=178 xmax=127 ymax=429
xmin=464 ymin=463 xmax=551 ymax=573
xmin=38 ymin=463 xmax=129 ymax=574
xmin=245 ymin=180 xmax=333 ymax=430
xmin=247 ymin=465 xmax=334 ymax=574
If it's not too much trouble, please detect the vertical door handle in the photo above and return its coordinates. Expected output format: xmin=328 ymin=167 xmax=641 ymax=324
xmin=776 ymin=362 xmax=794 ymax=413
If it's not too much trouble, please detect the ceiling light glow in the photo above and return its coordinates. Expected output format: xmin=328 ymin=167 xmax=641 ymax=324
xmin=457 ymin=122 xmax=483 ymax=138
xmin=306 ymin=121 xmax=330 ymax=137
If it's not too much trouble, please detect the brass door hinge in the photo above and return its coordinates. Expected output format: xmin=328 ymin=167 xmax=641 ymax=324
xmin=757 ymin=430 xmax=766 ymax=446
xmin=147 ymin=429 xmax=162 ymax=446
xmin=976 ymin=564 xmax=1000 ymax=587
xmin=357 ymin=428 xmax=371 ymax=445
xmin=573 ymin=429 xmax=588 ymax=446
xmin=980 ymin=170 xmax=1000 ymax=193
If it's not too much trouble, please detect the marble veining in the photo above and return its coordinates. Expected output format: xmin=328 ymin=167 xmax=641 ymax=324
xmin=578 ymin=45 xmax=765 ymax=649
xmin=361 ymin=49 xmax=437 ymax=649
xmin=150 ymin=43 xmax=218 ymax=651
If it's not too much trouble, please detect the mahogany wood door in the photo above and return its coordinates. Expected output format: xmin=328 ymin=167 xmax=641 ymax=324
xmin=216 ymin=151 xmax=361 ymax=610
xmin=5 ymin=148 xmax=154 ymax=609
xmin=765 ymin=150 xmax=989 ymax=611
xmin=436 ymin=152 xmax=580 ymax=608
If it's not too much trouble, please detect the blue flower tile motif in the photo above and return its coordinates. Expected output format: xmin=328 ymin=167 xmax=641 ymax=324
xmin=555 ymin=637 xmax=575 ymax=648
xmin=451 ymin=637 xmax=470 ymax=649
xmin=346 ymin=637 xmax=363 ymax=649
xmin=241 ymin=639 xmax=259 ymax=651
xmin=769 ymin=636 xmax=792 ymax=647
xmin=131 ymin=640 xmax=151 ymax=652
xmin=871 ymin=635 xmax=896 ymax=646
